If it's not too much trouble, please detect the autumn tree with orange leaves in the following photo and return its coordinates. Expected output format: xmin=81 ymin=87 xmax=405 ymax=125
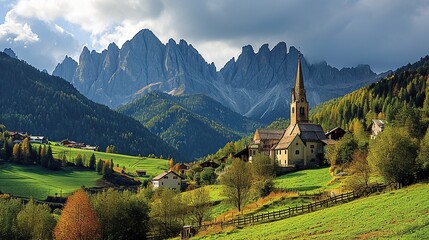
xmin=54 ymin=189 xmax=100 ymax=240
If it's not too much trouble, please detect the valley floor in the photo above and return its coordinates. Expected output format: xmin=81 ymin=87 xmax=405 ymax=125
xmin=0 ymin=162 xmax=99 ymax=199
xmin=197 ymin=183 xmax=429 ymax=239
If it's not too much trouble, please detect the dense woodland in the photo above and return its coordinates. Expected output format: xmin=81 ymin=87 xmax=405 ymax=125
xmin=0 ymin=53 xmax=179 ymax=160
xmin=118 ymin=91 xmax=260 ymax=160
xmin=310 ymin=56 xmax=429 ymax=132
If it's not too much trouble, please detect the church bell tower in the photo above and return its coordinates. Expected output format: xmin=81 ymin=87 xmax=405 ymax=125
xmin=290 ymin=54 xmax=309 ymax=125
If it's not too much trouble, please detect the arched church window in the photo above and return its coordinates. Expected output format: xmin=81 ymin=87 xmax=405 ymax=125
xmin=300 ymin=107 xmax=305 ymax=114
xmin=301 ymin=97 xmax=304 ymax=102
xmin=292 ymin=107 xmax=294 ymax=113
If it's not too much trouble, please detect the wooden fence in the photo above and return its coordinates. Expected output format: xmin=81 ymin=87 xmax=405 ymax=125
xmin=197 ymin=191 xmax=356 ymax=231
xmin=194 ymin=182 xmax=402 ymax=232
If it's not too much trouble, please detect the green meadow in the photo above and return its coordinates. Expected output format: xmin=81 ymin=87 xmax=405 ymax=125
xmin=274 ymin=167 xmax=338 ymax=193
xmin=0 ymin=143 xmax=169 ymax=200
xmin=37 ymin=143 xmax=169 ymax=178
xmin=198 ymin=183 xmax=429 ymax=239
xmin=0 ymin=162 xmax=100 ymax=200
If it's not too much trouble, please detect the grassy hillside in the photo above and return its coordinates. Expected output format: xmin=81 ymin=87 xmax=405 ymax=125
xmin=117 ymin=92 xmax=261 ymax=161
xmin=274 ymin=167 xmax=338 ymax=193
xmin=198 ymin=183 xmax=429 ymax=239
xmin=0 ymin=143 xmax=168 ymax=200
xmin=41 ymin=143 xmax=169 ymax=178
xmin=0 ymin=162 xmax=100 ymax=200
xmin=0 ymin=52 xmax=179 ymax=160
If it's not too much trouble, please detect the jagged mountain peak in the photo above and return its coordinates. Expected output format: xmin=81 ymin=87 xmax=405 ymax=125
xmin=3 ymin=48 xmax=18 ymax=59
xmin=54 ymin=29 xmax=380 ymax=123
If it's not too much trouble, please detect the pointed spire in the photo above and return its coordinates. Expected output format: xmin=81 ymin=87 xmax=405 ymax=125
xmin=295 ymin=53 xmax=304 ymax=97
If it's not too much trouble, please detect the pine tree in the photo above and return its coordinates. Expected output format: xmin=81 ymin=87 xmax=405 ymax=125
xmin=46 ymin=146 xmax=55 ymax=169
xmin=96 ymin=159 xmax=103 ymax=174
xmin=75 ymin=153 xmax=83 ymax=167
xmin=89 ymin=153 xmax=96 ymax=170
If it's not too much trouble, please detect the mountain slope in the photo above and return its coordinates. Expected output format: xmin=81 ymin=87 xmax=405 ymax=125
xmin=198 ymin=183 xmax=429 ymax=239
xmin=53 ymin=29 xmax=380 ymax=124
xmin=117 ymin=92 xmax=260 ymax=160
xmin=310 ymin=55 xmax=429 ymax=131
xmin=0 ymin=52 xmax=180 ymax=159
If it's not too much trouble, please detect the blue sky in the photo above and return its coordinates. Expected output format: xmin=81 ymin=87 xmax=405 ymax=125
xmin=0 ymin=0 xmax=429 ymax=73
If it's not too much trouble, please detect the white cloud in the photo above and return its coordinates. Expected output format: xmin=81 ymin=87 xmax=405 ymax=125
xmin=0 ymin=11 xmax=39 ymax=43
xmin=1 ymin=0 xmax=429 ymax=72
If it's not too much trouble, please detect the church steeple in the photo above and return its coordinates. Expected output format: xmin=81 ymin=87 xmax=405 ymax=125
xmin=290 ymin=53 xmax=309 ymax=125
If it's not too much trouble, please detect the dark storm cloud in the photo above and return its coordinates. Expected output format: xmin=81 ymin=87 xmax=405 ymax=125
xmin=164 ymin=0 xmax=429 ymax=72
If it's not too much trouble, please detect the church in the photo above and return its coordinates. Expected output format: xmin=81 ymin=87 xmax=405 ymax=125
xmin=248 ymin=54 xmax=329 ymax=168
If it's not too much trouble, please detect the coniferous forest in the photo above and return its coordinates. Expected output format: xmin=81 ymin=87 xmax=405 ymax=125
xmin=310 ymin=56 xmax=429 ymax=133
xmin=0 ymin=53 xmax=180 ymax=159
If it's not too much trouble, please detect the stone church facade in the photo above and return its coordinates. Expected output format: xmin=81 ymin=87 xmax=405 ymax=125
xmin=249 ymin=54 xmax=328 ymax=168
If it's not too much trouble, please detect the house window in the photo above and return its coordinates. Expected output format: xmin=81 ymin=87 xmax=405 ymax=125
xmin=295 ymin=150 xmax=299 ymax=155
xmin=292 ymin=107 xmax=294 ymax=113
xmin=310 ymin=145 xmax=314 ymax=149
xmin=311 ymin=150 xmax=314 ymax=153
xmin=311 ymin=159 xmax=315 ymax=162
xmin=284 ymin=150 xmax=286 ymax=155
xmin=164 ymin=176 xmax=168 ymax=179
xmin=173 ymin=176 xmax=178 ymax=179
xmin=161 ymin=182 xmax=164 ymax=185
xmin=178 ymin=182 xmax=180 ymax=185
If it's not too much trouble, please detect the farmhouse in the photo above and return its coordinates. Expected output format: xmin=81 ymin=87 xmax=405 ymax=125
xmin=199 ymin=160 xmax=220 ymax=169
xmin=368 ymin=119 xmax=385 ymax=139
xmin=175 ymin=163 xmax=190 ymax=175
xmin=135 ymin=170 xmax=147 ymax=177
xmin=325 ymin=127 xmax=346 ymax=140
xmin=152 ymin=170 xmax=183 ymax=191
xmin=8 ymin=131 xmax=26 ymax=144
xmin=249 ymin=54 xmax=329 ymax=168
xmin=29 ymin=136 xmax=48 ymax=144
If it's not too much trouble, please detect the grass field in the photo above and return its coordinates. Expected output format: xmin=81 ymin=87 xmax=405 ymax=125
xmin=274 ymin=167 xmax=338 ymax=193
xmin=197 ymin=183 xmax=429 ymax=239
xmin=36 ymin=143 xmax=169 ymax=178
xmin=182 ymin=185 xmax=230 ymax=219
xmin=0 ymin=162 xmax=100 ymax=200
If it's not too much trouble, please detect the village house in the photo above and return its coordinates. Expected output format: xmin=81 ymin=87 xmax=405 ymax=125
xmin=60 ymin=139 xmax=85 ymax=148
xmin=325 ymin=127 xmax=346 ymax=140
xmin=29 ymin=136 xmax=48 ymax=144
xmin=248 ymin=129 xmax=284 ymax=162
xmin=152 ymin=170 xmax=183 ymax=192
xmin=175 ymin=163 xmax=190 ymax=175
xmin=199 ymin=160 xmax=220 ymax=169
xmin=135 ymin=170 xmax=147 ymax=177
xmin=368 ymin=119 xmax=385 ymax=139
xmin=248 ymin=54 xmax=330 ymax=169
xmin=8 ymin=131 xmax=26 ymax=144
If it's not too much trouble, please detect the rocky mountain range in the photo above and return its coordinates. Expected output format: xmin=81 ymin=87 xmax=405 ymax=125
xmin=53 ymin=29 xmax=381 ymax=123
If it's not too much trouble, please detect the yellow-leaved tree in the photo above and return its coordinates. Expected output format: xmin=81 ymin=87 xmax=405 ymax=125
xmin=54 ymin=189 xmax=100 ymax=240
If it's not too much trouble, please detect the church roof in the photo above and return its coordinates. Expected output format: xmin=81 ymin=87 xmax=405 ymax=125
xmin=279 ymin=123 xmax=327 ymax=148
xmin=255 ymin=128 xmax=285 ymax=140
xmin=297 ymin=123 xmax=327 ymax=142
xmin=275 ymin=134 xmax=299 ymax=149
